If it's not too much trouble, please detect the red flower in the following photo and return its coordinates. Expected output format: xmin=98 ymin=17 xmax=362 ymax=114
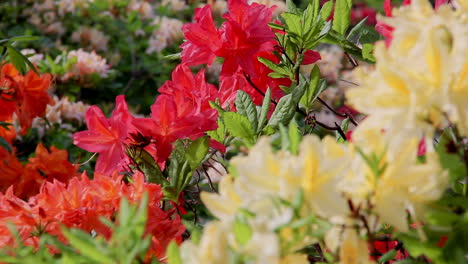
xmin=73 ymin=95 xmax=135 ymax=175
xmin=134 ymin=64 xmax=229 ymax=168
xmin=371 ymin=237 xmax=409 ymax=262
xmin=181 ymin=5 xmax=222 ymax=66
xmin=302 ymin=50 xmax=322 ymax=65
xmin=181 ymin=0 xmax=276 ymax=77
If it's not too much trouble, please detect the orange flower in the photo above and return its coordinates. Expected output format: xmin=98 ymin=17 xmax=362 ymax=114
xmin=0 ymin=63 xmax=53 ymax=134
xmin=0 ymin=148 xmax=24 ymax=195
xmin=26 ymin=143 xmax=79 ymax=184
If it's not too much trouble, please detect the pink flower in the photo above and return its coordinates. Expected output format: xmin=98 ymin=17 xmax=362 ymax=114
xmin=73 ymin=95 xmax=135 ymax=174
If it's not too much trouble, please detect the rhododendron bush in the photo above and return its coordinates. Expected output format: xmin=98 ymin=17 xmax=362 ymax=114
xmin=0 ymin=0 xmax=467 ymax=263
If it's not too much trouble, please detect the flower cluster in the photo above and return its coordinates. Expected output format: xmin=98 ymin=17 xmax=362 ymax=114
xmin=0 ymin=171 xmax=185 ymax=260
xmin=348 ymin=0 xmax=468 ymax=138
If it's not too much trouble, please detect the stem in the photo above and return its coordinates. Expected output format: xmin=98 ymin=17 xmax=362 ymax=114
xmin=317 ymin=97 xmax=358 ymax=126
xmin=344 ymin=52 xmax=358 ymax=68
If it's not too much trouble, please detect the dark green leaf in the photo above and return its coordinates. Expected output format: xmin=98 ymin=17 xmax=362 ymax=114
xmin=300 ymin=65 xmax=320 ymax=111
xmin=257 ymin=88 xmax=271 ymax=133
xmin=0 ymin=137 xmax=12 ymax=153
xmin=236 ymin=90 xmax=258 ymax=132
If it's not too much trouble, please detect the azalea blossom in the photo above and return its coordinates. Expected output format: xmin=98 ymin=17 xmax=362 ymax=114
xmin=0 ymin=63 xmax=53 ymax=134
xmin=73 ymin=95 xmax=136 ymax=175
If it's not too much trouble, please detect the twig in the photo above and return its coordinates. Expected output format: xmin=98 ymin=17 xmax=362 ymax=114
xmin=317 ymin=97 xmax=358 ymax=126
xmin=344 ymin=52 xmax=359 ymax=68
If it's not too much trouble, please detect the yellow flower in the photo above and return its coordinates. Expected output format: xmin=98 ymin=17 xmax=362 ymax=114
xmin=372 ymin=138 xmax=448 ymax=232
xmin=180 ymin=221 xmax=230 ymax=264
xmin=298 ymin=136 xmax=351 ymax=218
xmin=347 ymin=0 xmax=468 ymax=136
xmin=339 ymin=227 xmax=372 ymax=264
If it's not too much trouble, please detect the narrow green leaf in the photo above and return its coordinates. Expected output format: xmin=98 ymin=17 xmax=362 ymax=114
xmin=336 ymin=118 xmax=350 ymax=142
xmin=223 ymin=112 xmax=255 ymax=144
xmin=236 ymin=90 xmax=258 ymax=132
xmin=332 ymin=0 xmax=352 ymax=36
xmin=6 ymin=45 xmax=37 ymax=74
xmin=7 ymin=45 xmax=27 ymax=75
xmin=164 ymin=52 xmax=181 ymax=60
xmin=258 ymin=57 xmax=290 ymax=76
xmin=166 ymin=241 xmax=182 ymax=264
xmin=311 ymin=79 xmax=328 ymax=105
xmin=8 ymin=36 xmax=40 ymax=43
xmin=257 ymin=88 xmax=271 ymax=133
xmin=209 ymin=101 xmax=225 ymax=113
xmin=320 ymin=1 xmax=334 ymax=22
xmin=288 ymin=121 xmax=301 ymax=155
xmin=268 ymin=22 xmax=285 ymax=31
xmin=279 ymin=123 xmax=290 ymax=152
xmin=62 ymin=228 xmax=113 ymax=263
xmin=346 ymin=17 xmax=368 ymax=39
xmin=185 ymin=136 xmax=209 ymax=170
xmin=300 ymin=65 xmax=320 ymax=111
xmin=378 ymin=249 xmax=397 ymax=263
xmin=0 ymin=137 xmax=12 ymax=153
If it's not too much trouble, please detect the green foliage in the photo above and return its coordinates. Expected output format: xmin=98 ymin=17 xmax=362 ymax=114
xmin=236 ymin=90 xmax=258 ymax=133
xmin=164 ymin=137 xmax=210 ymax=202
xmin=332 ymin=0 xmax=352 ymax=36
xmin=222 ymin=112 xmax=256 ymax=145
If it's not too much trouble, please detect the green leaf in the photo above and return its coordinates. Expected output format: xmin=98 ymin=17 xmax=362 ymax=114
xmin=166 ymin=241 xmax=182 ymax=264
xmin=336 ymin=118 xmax=350 ymax=142
xmin=332 ymin=0 xmax=352 ymax=36
xmin=209 ymin=101 xmax=225 ymax=113
xmin=6 ymin=45 xmax=37 ymax=75
xmin=285 ymin=0 xmax=300 ymax=14
xmin=207 ymin=119 xmax=226 ymax=143
xmin=258 ymin=57 xmax=291 ymax=77
xmin=61 ymin=228 xmax=113 ymax=263
xmin=311 ymin=79 xmax=328 ymax=106
xmin=281 ymin=12 xmax=303 ymax=37
xmin=268 ymin=22 xmax=286 ymax=31
xmin=288 ymin=121 xmax=301 ymax=155
xmin=362 ymin=43 xmax=376 ymax=62
xmin=300 ymin=65 xmax=320 ymax=111
xmin=233 ymin=216 xmax=252 ymax=246
xmin=320 ymin=1 xmax=334 ymax=22
xmin=0 ymin=137 xmax=12 ymax=153
xmin=436 ymin=128 xmax=467 ymax=183
xmin=267 ymin=94 xmax=295 ymax=128
xmin=126 ymin=146 xmax=167 ymax=185
xmin=8 ymin=36 xmax=40 ymax=43
xmin=347 ymin=17 xmax=368 ymax=39
xmin=223 ymin=112 xmax=255 ymax=144
xmin=257 ymin=88 xmax=271 ymax=133
xmin=236 ymin=90 xmax=258 ymax=132
xmin=185 ymin=136 xmax=209 ymax=170
xmin=378 ymin=249 xmax=397 ymax=263
xmin=164 ymin=52 xmax=181 ymax=60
